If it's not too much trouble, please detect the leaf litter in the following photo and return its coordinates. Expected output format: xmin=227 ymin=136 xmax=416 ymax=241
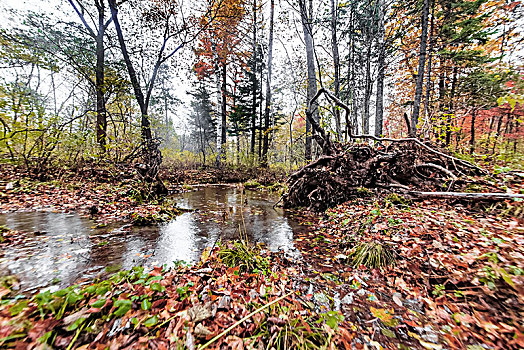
xmin=0 ymin=167 xmax=523 ymax=349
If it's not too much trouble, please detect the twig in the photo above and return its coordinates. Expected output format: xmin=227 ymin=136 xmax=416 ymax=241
xmin=198 ymin=291 xmax=294 ymax=350
xmin=415 ymin=163 xmax=458 ymax=180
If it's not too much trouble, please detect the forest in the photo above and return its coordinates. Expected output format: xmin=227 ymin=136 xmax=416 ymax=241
xmin=0 ymin=0 xmax=522 ymax=348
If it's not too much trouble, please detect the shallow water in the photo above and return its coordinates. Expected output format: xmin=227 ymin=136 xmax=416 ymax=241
xmin=0 ymin=185 xmax=302 ymax=294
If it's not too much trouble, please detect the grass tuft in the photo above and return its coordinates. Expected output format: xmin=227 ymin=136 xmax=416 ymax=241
xmin=218 ymin=240 xmax=269 ymax=273
xmin=349 ymin=241 xmax=396 ymax=269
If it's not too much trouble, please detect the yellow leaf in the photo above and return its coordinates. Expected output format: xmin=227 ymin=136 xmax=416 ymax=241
xmin=419 ymin=340 xmax=442 ymax=350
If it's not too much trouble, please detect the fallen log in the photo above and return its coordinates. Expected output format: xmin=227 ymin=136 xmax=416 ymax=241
xmin=409 ymin=191 xmax=524 ymax=201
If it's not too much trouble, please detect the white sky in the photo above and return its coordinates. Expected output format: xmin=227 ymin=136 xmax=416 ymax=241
xmin=0 ymin=0 xmax=333 ymax=135
xmin=0 ymin=0 xmax=195 ymax=131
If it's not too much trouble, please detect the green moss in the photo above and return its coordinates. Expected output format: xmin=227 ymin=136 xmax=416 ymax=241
xmin=385 ymin=193 xmax=411 ymax=206
xmin=356 ymin=187 xmax=374 ymax=197
xmin=131 ymin=206 xmax=183 ymax=226
xmin=464 ymin=184 xmax=484 ymax=193
xmin=244 ymin=180 xmax=261 ymax=189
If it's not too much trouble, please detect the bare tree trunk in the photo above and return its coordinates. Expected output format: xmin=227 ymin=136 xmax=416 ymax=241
xmin=300 ymin=0 xmax=319 ymax=161
xmin=330 ymin=0 xmax=341 ymax=139
xmin=109 ymin=0 xmax=166 ymax=195
xmin=250 ymin=0 xmax=257 ymax=155
xmin=258 ymin=64 xmax=263 ymax=159
xmin=411 ymin=0 xmax=430 ymax=137
xmin=363 ymin=39 xmax=372 ymax=134
xmin=470 ymin=108 xmax=476 ymax=154
xmin=262 ymin=0 xmax=274 ymax=166
xmin=445 ymin=67 xmax=457 ymax=147
xmin=422 ymin=0 xmax=435 ymax=137
xmin=220 ymin=63 xmax=227 ymax=162
xmin=68 ymin=0 xmax=110 ymax=151
xmin=95 ymin=4 xmax=107 ymax=150
xmin=108 ymin=0 xmax=151 ymax=142
xmin=375 ymin=0 xmax=385 ymax=137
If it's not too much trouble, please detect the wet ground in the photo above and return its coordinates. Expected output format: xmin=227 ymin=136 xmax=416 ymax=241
xmin=0 ymin=185 xmax=303 ymax=294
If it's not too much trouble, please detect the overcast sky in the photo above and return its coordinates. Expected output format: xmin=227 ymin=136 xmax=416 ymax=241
xmin=0 ymin=0 xmax=197 ymax=130
xmin=0 ymin=0 xmax=307 ymax=134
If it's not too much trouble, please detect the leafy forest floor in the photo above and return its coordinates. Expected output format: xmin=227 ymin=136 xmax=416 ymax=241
xmin=0 ymin=164 xmax=523 ymax=349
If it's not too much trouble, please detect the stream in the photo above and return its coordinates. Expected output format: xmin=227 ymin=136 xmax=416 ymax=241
xmin=0 ymin=185 xmax=304 ymax=294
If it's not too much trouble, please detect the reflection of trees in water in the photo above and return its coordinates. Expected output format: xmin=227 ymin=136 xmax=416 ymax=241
xmin=0 ymin=212 xmax=95 ymax=291
xmin=151 ymin=214 xmax=201 ymax=265
xmin=0 ymin=186 xmax=300 ymax=292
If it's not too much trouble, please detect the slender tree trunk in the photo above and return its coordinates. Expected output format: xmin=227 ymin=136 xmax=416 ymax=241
xmin=258 ymin=64 xmax=263 ymax=159
xmin=261 ymin=0 xmax=275 ymax=166
xmin=470 ymin=108 xmax=476 ymax=154
xmin=350 ymin=10 xmax=358 ymax=135
xmin=250 ymin=0 xmax=257 ymax=155
xmin=363 ymin=39 xmax=372 ymax=134
xmin=68 ymin=0 xmax=110 ymax=150
xmin=411 ymin=0 xmax=430 ymax=137
xmin=95 ymin=8 xmax=107 ymax=150
xmin=375 ymin=0 xmax=385 ymax=137
xmin=220 ymin=63 xmax=227 ymax=161
xmin=108 ymin=0 xmax=151 ymax=142
xmin=330 ymin=0 xmax=341 ymax=139
xmin=300 ymin=0 xmax=318 ymax=161
xmin=445 ymin=67 xmax=457 ymax=147
xmin=422 ymin=0 xmax=435 ymax=137
xmin=492 ymin=114 xmax=505 ymax=154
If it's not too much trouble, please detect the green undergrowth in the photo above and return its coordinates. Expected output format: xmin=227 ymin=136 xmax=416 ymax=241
xmin=243 ymin=180 xmax=286 ymax=194
xmin=0 ymin=225 xmax=9 ymax=243
xmin=0 ymin=244 xmax=345 ymax=349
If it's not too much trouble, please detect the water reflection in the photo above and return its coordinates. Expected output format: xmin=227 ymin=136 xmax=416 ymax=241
xmin=0 ymin=185 xmax=302 ymax=293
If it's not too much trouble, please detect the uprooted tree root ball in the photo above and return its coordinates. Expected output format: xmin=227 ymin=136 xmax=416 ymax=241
xmin=283 ymin=140 xmax=481 ymax=211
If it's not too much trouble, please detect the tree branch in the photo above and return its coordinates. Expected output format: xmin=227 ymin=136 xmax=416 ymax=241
xmin=67 ymin=0 xmax=97 ymax=38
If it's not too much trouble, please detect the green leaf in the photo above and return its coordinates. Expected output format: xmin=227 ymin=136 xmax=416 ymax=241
xmin=38 ymin=331 xmax=54 ymax=344
xmin=9 ymin=300 xmax=28 ymax=316
xmin=381 ymin=328 xmax=396 ymax=338
xmin=141 ymin=299 xmax=152 ymax=311
xmin=147 ymin=276 xmax=162 ymax=284
xmin=143 ymin=315 xmax=159 ymax=327
xmin=95 ymin=283 xmax=111 ymax=296
xmin=150 ymin=283 xmax=165 ymax=292
xmin=67 ymin=317 xmax=86 ymax=331
xmin=66 ymin=291 xmax=82 ymax=305
xmin=497 ymin=267 xmax=515 ymax=288
xmin=91 ymin=298 xmax=106 ymax=308
xmin=113 ymin=299 xmax=132 ymax=317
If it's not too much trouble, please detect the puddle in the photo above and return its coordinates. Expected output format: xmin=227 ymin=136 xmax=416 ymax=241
xmin=0 ymin=185 xmax=303 ymax=293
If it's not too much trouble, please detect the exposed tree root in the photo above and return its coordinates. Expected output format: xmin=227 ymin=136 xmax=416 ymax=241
xmin=282 ymin=141 xmax=483 ymax=211
xmin=282 ymin=88 xmax=514 ymax=212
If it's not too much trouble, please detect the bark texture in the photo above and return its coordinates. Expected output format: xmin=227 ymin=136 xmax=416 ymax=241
xmin=300 ymin=0 xmax=319 ymax=161
xmin=261 ymin=0 xmax=274 ymax=166
xmin=411 ymin=0 xmax=430 ymax=136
